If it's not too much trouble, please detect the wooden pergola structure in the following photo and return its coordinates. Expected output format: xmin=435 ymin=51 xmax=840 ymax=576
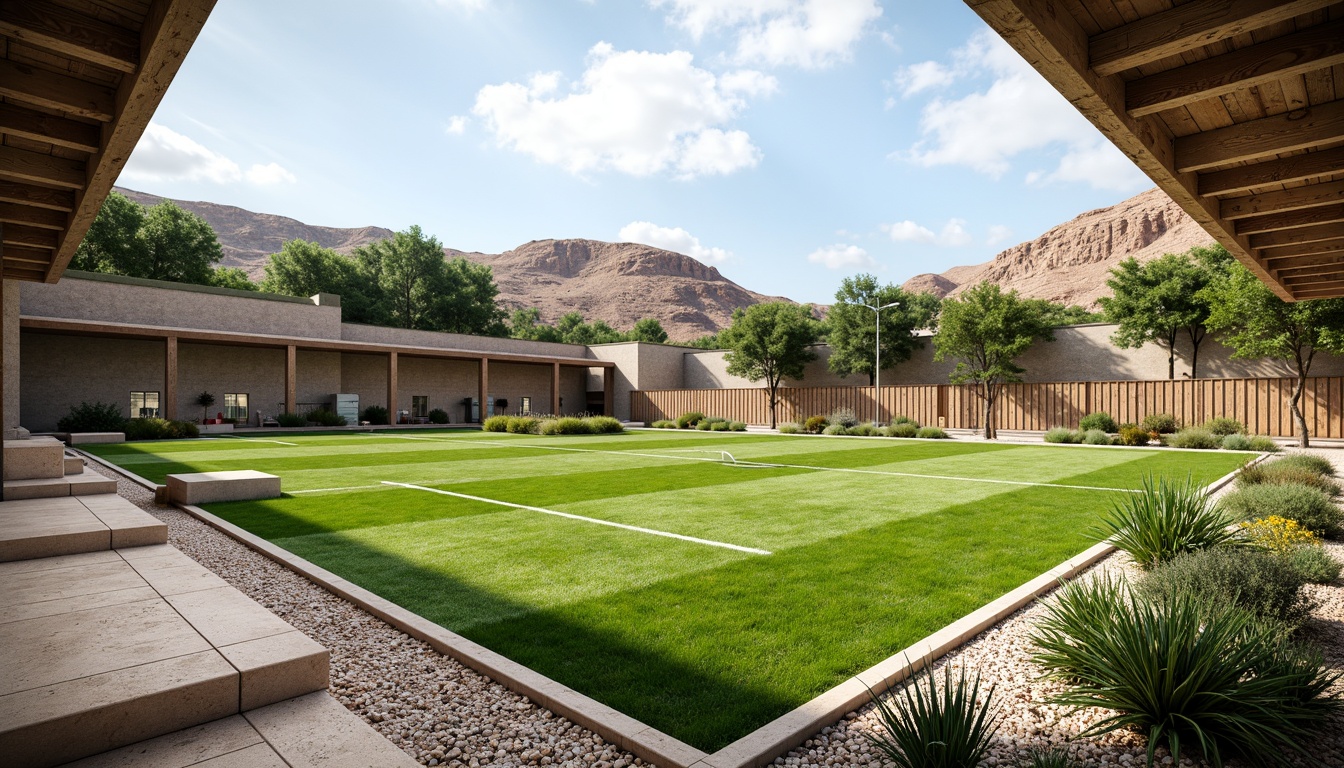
xmin=967 ymin=0 xmax=1344 ymax=300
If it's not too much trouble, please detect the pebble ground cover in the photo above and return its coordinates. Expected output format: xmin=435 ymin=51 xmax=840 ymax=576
xmin=86 ymin=430 xmax=1249 ymax=752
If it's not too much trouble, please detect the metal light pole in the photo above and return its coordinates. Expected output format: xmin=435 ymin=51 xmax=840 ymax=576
xmin=859 ymin=301 xmax=900 ymax=426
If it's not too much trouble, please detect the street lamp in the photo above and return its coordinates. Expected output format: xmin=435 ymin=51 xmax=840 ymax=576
xmin=858 ymin=301 xmax=900 ymax=426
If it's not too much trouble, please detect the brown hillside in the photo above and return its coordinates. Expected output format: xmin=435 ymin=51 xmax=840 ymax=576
xmin=902 ymin=187 xmax=1214 ymax=308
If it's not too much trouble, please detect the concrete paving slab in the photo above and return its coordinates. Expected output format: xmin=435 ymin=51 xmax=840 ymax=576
xmin=122 ymin=548 xmax=232 ymax=596
xmin=243 ymin=692 xmax=420 ymax=768
xmin=0 ymin=585 xmax=160 ymax=625
xmin=63 ymin=715 xmax=263 ymax=768
xmin=0 ymin=558 xmax=144 ymax=609
xmin=218 ymin=630 xmax=329 ymax=710
xmin=0 ymin=494 xmax=164 ymax=561
xmin=0 ymin=548 xmax=120 ymax=574
xmin=166 ymin=586 xmax=295 ymax=648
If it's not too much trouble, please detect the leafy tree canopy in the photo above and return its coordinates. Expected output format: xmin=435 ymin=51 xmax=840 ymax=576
xmin=720 ymin=302 xmax=820 ymax=427
xmin=260 ymin=239 xmax=377 ymax=322
xmin=73 ymin=191 xmax=238 ymax=288
xmin=628 ymin=317 xmax=670 ymax=344
xmin=825 ymin=274 xmax=924 ymax=384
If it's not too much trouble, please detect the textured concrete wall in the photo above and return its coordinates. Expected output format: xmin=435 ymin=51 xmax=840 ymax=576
xmin=587 ymin=342 xmax=689 ymax=420
xmin=340 ymin=353 xmax=389 ymax=415
xmin=4 ymin=281 xmax=19 ymax=431
xmin=21 ymin=273 xmax=342 ymax=339
xmin=341 ymin=324 xmax=591 ymax=360
xmin=178 ymin=344 xmax=285 ymax=426
xmin=296 ymin=351 xmax=342 ymax=408
xmin=20 ymin=334 xmax=166 ymax=432
xmin=398 ymin=357 xmax=479 ymax=423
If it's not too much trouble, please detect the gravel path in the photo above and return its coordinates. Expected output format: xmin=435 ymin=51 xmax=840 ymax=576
xmin=87 ymin=448 xmax=1344 ymax=768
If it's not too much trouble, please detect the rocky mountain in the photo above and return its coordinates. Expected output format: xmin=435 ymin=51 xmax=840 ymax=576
xmin=901 ymin=187 xmax=1215 ymax=309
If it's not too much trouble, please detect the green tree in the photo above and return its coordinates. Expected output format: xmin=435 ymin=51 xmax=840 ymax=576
xmin=1099 ymin=247 xmax=1225 ymax=379
xmin=355 ymin=226 xmax=447 ymax=329
xmin=628 ymin=318 xmax=669 ymax=344
xmin=825 ymin=274 xmax=923 ymax=386
xmin=432 ymin=257 xmax=508 ymax=336
xmin=509 ymin=308 xmax=563 ymax=342
xmin=72 ymin=193 xmax=223 ymax=284
xmin=260 ymin=239 xmax=378 ymax=323
xmin=1201 ymin=262 xmax=1344 ymax=447
xmin=933 ymin=282 xmax=1054 ymax=439
xmin=906 ymin=291 xmax=943 ymax=330
xmin=554 ymin=312 xmax=623 ymax=345
xmin=209 ymin=267 xmax=257 ymax=291
xmin=1035 ymin=302 xmax=1103 ymax=327
xmin=71 ymin=191 xmax=147 ymax=273
xmin=719 ymin=302 xmax=820 ymax=428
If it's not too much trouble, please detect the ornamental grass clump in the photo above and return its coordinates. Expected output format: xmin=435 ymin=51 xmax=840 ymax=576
xmin=1283 ymin=544 xmax=1342 ymax=585
xmin=1221 ymin=433 xmax=1253 ymax=451
xmin=851 ymin=423 xmax=879 ymax=437
xmin=676 ymin=411 xmax=705 ymax=429
xmin=891 ymin=415 xmax=921 ymax=428
xmin=828 ymin=407 xmax=859 ymax=428
xmin=1137 ymin=546 xmax=1314 ymax=634
xmin=804 ymin=415 xmax=829 ymax=434
xmin=1082 ymin=429 xmax=1112 ymax=445
xmin=1079 ymin=411 xmax=1118 ymax=433
xmin=1044 ymin=427 xmax=1082 ymax=444
xmin=1095 ymin=475 xmax=1235 ymax=570
xmin=822 ymin=423 xmax=848 ymax=436
xmin=727 ymin=420 xmax=747 ymax=432
xmin=1273 ymin=453 xmax=1336 ymax=477
xmin=1249 ymin=435 xmax=1281 ymax=453
xmin=650 ymin=419 xmax=678 ymax=429
xmin=482 ymin=415 xmax=511 ymax=432
xmin=865 ymin=663 xmax=999 ymax=768
xmin=888 ymin=423 xmax=920 ymax=438
xmin=1165 ymin=427 xmax=1219 ymax=450
xmin=1239 ymin=458 xmax=1341 ymax=497
xmin=1202 ymin=417 xmax=1245 ymax=436
xmin=1222 ymin=484 xmax=1344 ymax=539
xmin=1032 ymin=578 xmax=1341 ymax=767
xmin=777 ymin=422 xmax=802 ymax=434
xmin=1116 ymin=424 xmax=1150 ymax=446
xmin=1141 ymin=412 xmax=1179 ymax=434
xmin=506 ymin=416 xmax=541 ymax=434
xmin=916 ymin=427 xmax=949 ymax=439
xmin=584 ymin=416 xmax=623 ymax=433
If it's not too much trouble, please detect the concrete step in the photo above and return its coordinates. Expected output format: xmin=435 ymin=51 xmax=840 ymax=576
xmin=3 ymin=437 xmax=66 ymax=481
xmin=64 ymin=451 xmax=84 ymax=476
xmin=0 ymin=546 xmax=330 ymax=767
xmin=0 ymin=494 xmax=166 ymax=562
xmin=4 ymin=467 xmax=118 ymax=501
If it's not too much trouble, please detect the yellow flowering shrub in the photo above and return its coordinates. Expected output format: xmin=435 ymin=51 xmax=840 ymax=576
xmin=1239 ymin=516 xmax=1320 ymax=552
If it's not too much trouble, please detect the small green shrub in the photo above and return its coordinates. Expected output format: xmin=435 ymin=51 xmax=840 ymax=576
xmin=1222 ymin=433 xmax=1253 ymax=451
xmin=777 ymin=422 xmax=802 ymax=434
xmin=275 ymin=412 xmax=307 ymax=428
xmin=727 ymin=421 xmax=747 ymax=432
xmin=1116 ymin=424 xmax=1150 ymax=446
xmin=916 ymin=427 xmax=949 ymax=439
xmin=427 ymin=408 xmax=450 ymax=424
xmin=539 ymin=416 xmax=591 ymax=435
xmin=1141 ymin=412 xmax=1179 ymax=434
xmin=482 ymin=415 xmax=510 ymax=432
xmin=1272 ymin=454 xmax=1336 ymax=478
xmin=58 ymin=401 xmax=126 ymax=433
xmin=651 ymin=419 xmax=679 ymax=429
xmin=1239 ymin=461 xmax=1341 ymax=497
xmin=1079 ymin=412 xmax=1118 ymax=433
xmin=1082 ymin=429 xmax=1112 ymax=445
xmin=362 ymin=405 xmax=390 ymax=425
xmin=709 ymin=420 xmax=731 ymax=431
xmin=676 ymin=411 xmax=705 ymax=429
xmin=865 ymin=663 xmax=1000 ymax=768
xmin=828 ymin=407 xmax=858 ymax=428
xmin=890 ymin=415 xmax=921 ymax=429
xmin=888 ymin=422 xmax=919 ymax=438
xmin=1165 ymin=427 xmax=1219 ymax=449
xmin=584 ymin=416 xmax=624 ymax=434
xmin=1044 ymin=427 xmax=1082 ymax=444
xmin=1249 ymin=435 xmax=1281 ymax=453
xmin=1025 ymin=745 xmax=1073 ymax=768
xmin=851 ymin=423 xmax=879 ymax=437
xmin=1032 ymin=578 xmax=1341 ymax=768
xmin=1096 ymin=475 xmax=1235 ymax=570
xmin=822 ymin=423 xmax=848 ymax=436
xmin=1222 ymin=484 xmax=1344 ymax=539
xmin=1137 ymin=547 xmax=1314 ymax=633
xmin=123 ymin=418 xmax=200 ymax=441
xmin=804 ymin=415 xmax=829 ymax=434
xmin=304 ymin=409 xmax=347 ymax=427
xmin=1202 ymin=417 xmax=1245 ymax=436
xmin=696 ymin=420 xmax=713 ymax=431
xmin=1283 ymin=545 xmax=1342 ymax=585
xmin=506 ymin=416 xmax=540 ymax=434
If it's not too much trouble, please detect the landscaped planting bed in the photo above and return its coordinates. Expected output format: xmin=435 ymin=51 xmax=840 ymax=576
xmin=86 ymin=430 xmax=1249 ymax=753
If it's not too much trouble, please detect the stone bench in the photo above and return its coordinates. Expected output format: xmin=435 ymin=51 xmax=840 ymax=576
xmin=166 ymin=471 xmax=281 ymax=506
xmin=68 ymin=433 xmax=126 ymax=445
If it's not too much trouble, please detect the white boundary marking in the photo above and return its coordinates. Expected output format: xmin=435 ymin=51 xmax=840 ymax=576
xmin=356 ymin=434 xmax=1140 ymax=493
xmin=380 ymin=481 xmax=772 ymax=555
xmin=214 ymin=435 xmax=299 ymax=446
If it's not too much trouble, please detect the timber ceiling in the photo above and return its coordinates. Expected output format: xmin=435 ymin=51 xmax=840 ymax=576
xmin=0 ymin=0 xmax=215 ymax=283
xmin=967 ymin=0 xmax=1344 ymax=301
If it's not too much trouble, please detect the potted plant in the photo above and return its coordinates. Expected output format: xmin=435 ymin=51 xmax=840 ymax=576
xmin=195 ymin=391 xmax=216 ymax=423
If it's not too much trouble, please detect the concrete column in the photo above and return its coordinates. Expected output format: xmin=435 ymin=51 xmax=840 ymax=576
xmin=387 ymin=352 xmax=398 ymax=423
xmin=551 ymin=362 xmax=561 ymax=415
xmin=603 ymin=366 xmax=614 ymax=418
xmin=164 ymin=337 xmax=178 ymax=420
xmin=478 ymin=357 xmax=489 ymax=422
xmin=285 ymin=345 xmax=297 ymax=415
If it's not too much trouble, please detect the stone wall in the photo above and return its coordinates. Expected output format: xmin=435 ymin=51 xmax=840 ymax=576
xmin=21 ymin=334 xmax=166 ymax=432
xmin=341 ymin=323 xmax=590 ymax=360
xmin=177 ymin=344 xmax=285 ymax=425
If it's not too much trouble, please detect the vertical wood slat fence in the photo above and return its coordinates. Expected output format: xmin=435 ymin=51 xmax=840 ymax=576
xmin=629 ymin=377 xmax=1344 ymax=439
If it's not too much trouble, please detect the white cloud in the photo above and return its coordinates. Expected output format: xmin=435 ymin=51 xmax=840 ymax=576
xmin=808 ymin=243 xmax=875 ymax=270
xmin=445 ymin=115 xmax=468 ymax=135
xmin=124 ymin=122 xmax=296 ymax=186
xmin=434 ymin=0 xmax=487 ymax=11
xmin=472 ymin=43 xmax=774 ymax=179
xmin=619 ymin=221 xmax=731 ymax=264
xmin=896 ymin=30 xmax=1148 ymax=192
xmin=245 ymin=162 xmax=296 ymax=185
xmin=881 ymin=218 xmax=974 ymax=247
xmin=652 ymin=0 xmax=881 ymax=70
xmin=985 ymin=224 xmax=1014 ymax=247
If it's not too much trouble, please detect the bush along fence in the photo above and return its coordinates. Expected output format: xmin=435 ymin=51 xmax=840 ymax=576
xmin=630 ymin=375 xmax=1344 ymax=439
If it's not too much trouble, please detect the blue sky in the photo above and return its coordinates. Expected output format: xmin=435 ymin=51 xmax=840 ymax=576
xmin=123 ymin=0 xmax=1152 ymax=305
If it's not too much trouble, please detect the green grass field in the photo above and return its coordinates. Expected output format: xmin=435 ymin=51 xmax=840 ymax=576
xmin=86 ymin=430 xmax=1249 ymax=750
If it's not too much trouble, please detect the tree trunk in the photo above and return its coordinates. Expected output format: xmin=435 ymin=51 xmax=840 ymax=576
xmin=1190 ymin=341 xmax=1199 ymax=380
xmin=982 ymin=383 xmax=996 ymax=440
xmin=767 ymin=383 xmax=778 ymax=429
xmin=1291 ymin=372 xmax=1310 ymax=448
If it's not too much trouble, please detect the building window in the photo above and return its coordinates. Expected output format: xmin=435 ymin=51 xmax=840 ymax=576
xmin=412 ymin=396 xmax=428 ymax=418
xmin=130 ymin=391 xmax=160 ymax=419
xmin=520 ymin=396 xmax=531 ymax=414
xmin=223 ymin=393 xmax=249 ymax=420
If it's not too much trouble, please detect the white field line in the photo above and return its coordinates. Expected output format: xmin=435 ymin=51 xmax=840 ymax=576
xmin=214 ymin=435 xmax=300 ymax=446
xmin=358 ymin=434 xmax=1140 ymax=493
xmin=289 ymin=485 xmax=382 ymax=494
xmin=380 ymin=481 xmax=772 ymax=555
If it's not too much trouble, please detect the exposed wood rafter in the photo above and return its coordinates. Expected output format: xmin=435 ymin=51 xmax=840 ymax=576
xmin=1176 ymin=100 xmax=1344 ymax=173
xmin=0 ymin=1 xmax=140 ymax=73
xmin=1221 ymin=180 xmax=1344 ymax=220
xmin=0 ymin=58 xmax=116 ymax=121
xmin=1199 ymin=146 xmax=1344 ymax=197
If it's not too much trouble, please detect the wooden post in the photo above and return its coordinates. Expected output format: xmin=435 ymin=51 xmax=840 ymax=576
xmin=478 ymin=357 xmax=489 ymax=422
xmin=387 ymin=352 xmax=398 ymax=423
xmin=1 ymin=273 xmax=6 ymax=500
xmin=603 ymin=366 xmax=614 ymax=418
xmin=285 ymin=345 xmax=296 ymax=415
xmin=164 ymin=337 xmax=178 ymax=420
xmin=551 ymin=362 xmax=561 ymax=415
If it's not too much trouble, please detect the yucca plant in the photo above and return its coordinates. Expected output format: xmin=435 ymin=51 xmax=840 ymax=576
xmin=1032 ymin=577 xmax=1340 ymax=767
xmin=1025 ymin=745 xmax=1073 ymax=768
xmin=865 ymin=662 xmax=999 ymax=768
xmin=1094 ymin=474 xmax=1238 ymax=570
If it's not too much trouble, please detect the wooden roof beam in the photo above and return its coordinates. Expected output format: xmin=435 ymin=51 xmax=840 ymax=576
xmin=965 ymin=0 xmax=1290 ymax=299
xmin=1282 ymin=273 xmax=1344 ymax=287
xmin=1260 ymin=238 xmax=1344 ymax=261
xmin=1251 ymin=221 xmax=1344 ymax=249
xmin=0 ymin=146 xmax=86 ymax=189
xmin=1199 ymin=146 xmax=1344 ymax=197
xmin=0 ymin=223 xmax=58 ymax=250
xmin=1176 ymin=100 xmax=1344 ymax=173
xmin=1263 ymin=251 xmax=1344 ymax=270
xmin=1235 ymin=202 xmax=1344 ymax=234
xmin=0 ymin=59 xmax=116 ymax=122
xmin=0 ymin=180 xmax=76 ymax=212
xmin=0 ymin=1 xmax=140 ymax=74
xmin=0 ymin=103 xmax=102 ymax=154
xmin=1293 ymin=285 xmax=1344 ymax=299
xmin=1089 ymin=0 xmax=1337 ymax=77
xmin=1126 ymin=20 xmax=1344 ymax=118
xmin=48 ymin=0 xmax=219 ymax=283
xmin=1222 ymin=180 xmax=1344 ymax=220
xmin=0 ymin=202 xmax=66 ymax=230
xmin=1274 ymin=260 xmax=1344 ymax=278
xmin=2 ymin=246 xmax=54 ymax=265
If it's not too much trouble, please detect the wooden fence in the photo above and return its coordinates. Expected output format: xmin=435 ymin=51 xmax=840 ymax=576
xmin=629 ymin=376 xmax=1344 ymax=439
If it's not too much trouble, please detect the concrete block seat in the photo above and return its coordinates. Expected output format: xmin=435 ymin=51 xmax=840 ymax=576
xmin=68 ymin=432 xmax=126 ymax=445
xmin=166 ymin=470 xmax=281 ymax=505
xmin=0 ymin=545 xmax=331 ymax=767
xmin=0 ymin=494 xmax=166 ymax=562
xmin=4 ymin=437 xmax=66 ymax=481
